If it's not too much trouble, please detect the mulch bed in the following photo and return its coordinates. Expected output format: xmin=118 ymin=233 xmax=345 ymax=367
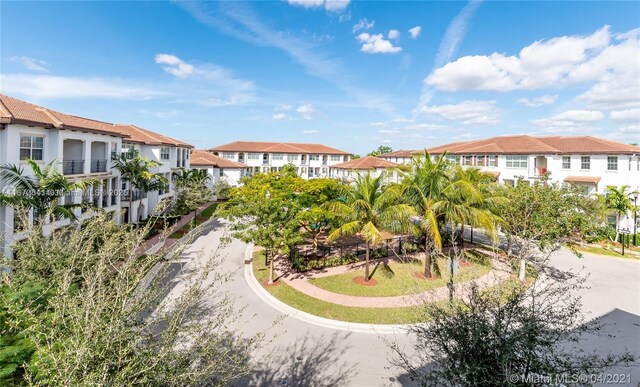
xmin=413 ymin=272 xmax=437 ymax=280
xmin=262 ymin=279 xmax=282 ymax=287
xmin=460 ymin=260 xmax=472 ymax=267
xmin=353 ymin=276 xmax=378 ymax=286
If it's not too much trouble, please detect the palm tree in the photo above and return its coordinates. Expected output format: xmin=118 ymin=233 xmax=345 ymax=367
xmin=111 ymin=150 xmax=166 ymax=223
xmin=399 ymin=151 xmax=451 ymax=278
xmin=605 ymin=185 xmax=634 ymax=242
xmin=0 ymin=159 xmax=97 ymax=225
xmin=324 ymin=174 xmax=416 ymax=282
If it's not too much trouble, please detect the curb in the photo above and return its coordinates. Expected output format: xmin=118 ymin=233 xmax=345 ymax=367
xmin=242 ymin=243 xmax=414 ymax=335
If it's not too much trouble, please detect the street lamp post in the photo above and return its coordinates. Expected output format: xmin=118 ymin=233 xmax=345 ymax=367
xmin=633 ymin=193 xmax=638 ymax=246
xmin=618 ymin=228 xmax=630 ymax=256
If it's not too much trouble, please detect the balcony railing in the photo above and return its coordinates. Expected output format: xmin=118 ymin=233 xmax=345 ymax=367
xmin=122 ymin=190 xmax=147 ymax=201
xmin=62 ymin=160 xmax=84 ymax=175
xmin=91 ymin=159 xmax=107 ymax=173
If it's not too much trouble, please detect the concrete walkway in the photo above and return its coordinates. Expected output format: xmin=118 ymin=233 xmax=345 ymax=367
xmin=136 ymin=200 xmax=215 ymax=256
xmin=268 ymin=249 xmax=512 ymax=308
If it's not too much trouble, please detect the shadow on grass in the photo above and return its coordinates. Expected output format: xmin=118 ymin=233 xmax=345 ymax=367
xmin=238 ymin=333 xmax=357 ymax=386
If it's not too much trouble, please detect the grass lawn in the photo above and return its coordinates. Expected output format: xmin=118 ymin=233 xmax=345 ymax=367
xmin=308 ymin=256 xmax=492 ymax=297
xmin=569 ymin=243 xmax=640 ymax=260
xmin=252 ymin=251 xmax=431 ymax=324
xmin=169 ymin=202 xmax=219 ymax=239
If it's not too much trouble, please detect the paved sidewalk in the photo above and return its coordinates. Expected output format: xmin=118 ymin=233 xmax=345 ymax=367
xmin=136 ymin=201 xmax=215 ymax=256
xmin=266 ymin=249 xmax=512 ymax=308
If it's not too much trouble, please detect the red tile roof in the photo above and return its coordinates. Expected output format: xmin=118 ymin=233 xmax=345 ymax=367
xmin=0 ymin=94 xmax=126 ymax=137
xmin=378 ymin=150 xmax=419 ymax=158
xmin=425 ymin=135 xmax=640 ymax=155
xmin=190 ymin=150 xmax=247 ymax=168
xmin=0 ymin=94 xmax=192 ymax=148
xmin=210 ymin=141 xmax=350 ymax=155
xmin=114 ymin=124 xmax=193 ymax=148
xmin=331 ymin=156 xmax=399 ymax=170
xmin=564 ymin=176 xmax=601 ymax=184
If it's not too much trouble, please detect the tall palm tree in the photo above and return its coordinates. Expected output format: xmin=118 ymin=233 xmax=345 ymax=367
xmin=324 ymin=174 xmax=416 ymax=281
xmin=605 ymin=185 xmax=634 ymax=242
xmin=399 ymin=151 xmax=451 ymax=278
xmin=0 ymin=159 xmax=97 ymax=225
xmin=111 ymin=150 xmax=166 ymax=223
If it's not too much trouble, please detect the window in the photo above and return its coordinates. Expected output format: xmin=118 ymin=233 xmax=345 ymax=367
xmin=301 ymin=167 xmax=307 ymax=174
xmin=219 ymin=168 xmax=224 ymax=176
xmin=580 ymin=156 xmax=590 ymax=170
xmin=272 ymin=153 xmax=284 ymax=160
xmin=248 ymin=153 xmax=260 ymax=160
xmin=476 ymin=155 xmax=486 ymax=167
xmin=122 ymin=144 xmax=135 ymax=159
xmin=309 ymin=154 xmax=320 ymax=161
xmin=19 ymin=135 xmax=44 ymax=160
xmin=488 ymin=155 xmax=497 ymax=167
xmin=287 ymin=154 xmax=298 ymax=162
xmin=445 ymin=155 xmax=460 ymax=164
xmin=160 ymin=147 xmax=170 ymax=160
xmin=321 ymin=167 xmax=327 ymax=174
xmin=562 ymin=156 xmax=571 ymax=169
xmin=110 ymin=143 xmax=118 ymax=160
xmin=330 ymin=155 xmax=341 ymax=162
xmin=607 ymin=156 xmax=618 ymax=171
xmin=221 ymin=152 xmax=235 ymax=160
xmin=463 ymin=155 xmax=473 ymax=166
xmin=506 ymin=155 xmax=528 ymax=168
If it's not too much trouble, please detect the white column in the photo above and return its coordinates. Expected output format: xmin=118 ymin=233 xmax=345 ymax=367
xmin=84 ymin=140 xmax=92 ymax=174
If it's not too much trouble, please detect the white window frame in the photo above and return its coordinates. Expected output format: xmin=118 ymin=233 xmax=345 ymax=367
xmin=562 ymin=156 xmax=571 ymax=170
xmin=160 ymin=147 xmax=170 ymax=160
xmin=221 ymin=152 xmax=235 ymax=160
xmin=330 ymin=155 xmax=341 ymax=162
xmin=607 ymin=156 xmax=618 ymax=171
xmin=505 ymin=155 xmax=528 ymax=169
xmin=272 ymin=153 xmax=284 ymax=161
xmin=580 ymin=156 xmax=590 ymax=171
xmin=19 ymin=135 xmax=44 ymax=161
xmin=248 ymin=153 xmax=260 ymax=160
xmin=309 ymin=154 xmax=320 ymax=161
xmin=488 ymin=155 xmax=497 ymax=167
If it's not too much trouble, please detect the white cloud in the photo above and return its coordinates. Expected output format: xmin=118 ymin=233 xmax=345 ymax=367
xmin=273 ymin=113 xmax=288 ymax=120
xmin=297 ymin=104 xmax=315 ymax=119
xmin=387 ymin=29 xmax=400 ymax=40
xmin=379 ymin=129 xmax=401 ymax=134
xmin=0 ymin=74 xmax=165 ymax=99
xmin=610 ymin=108 xmax=640 ymax=123
xmin=404 ymin=123 xmax=448 ymax=131
xmin=532 ymin=110 xmax=603 ymax=133
xmin=303 ymin=129 xmax=319 ymax=134
xmin=276 ymin=103 xmax=293 ymax=111
xmin=418 ymin=100 xmax=500 ymax=125
xmin=155 ymin=54 xmax=195 ymax=78
xmin=9 ymin=56 xmax=49 ymax=73
xmin=369 ymin=122 xmax=385 ymax=127
xmin=357 ymin=33 xmax=402 ymax=54
xmin=516 ymin=95 xmax=558 ymax=107
xmin=408 ymin=26 xmax=422 ymax=39
xmin=425 ymin=25 xmax=640 ymax=112
xmin=287 ymin=0 xmax=349 ymax=12
xmin=353 ymin=18 xmax=375 ymax=33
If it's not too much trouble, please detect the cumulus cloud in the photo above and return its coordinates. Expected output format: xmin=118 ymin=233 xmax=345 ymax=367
xmin=610 ymin=108 xmax=640 ymax=123
xmin=155 ymin=54 xmax=195 ymax=78
xmin=9 ymin=56 xmax=49 ymax=73
xmin=357 ymin=33 xmax=402 ymax=54
xmin=408 ymin=26 xmax=422 ymax=39
xmin=379 ymin=129 xmax=401 ymax=134
xmin=425 ymin=25 xmax=640 ymax=113
xmin=303 ymin=129 xmax=319 ymax=134
xmin=352 ymin=18 xmax=374 ymax=33
xmin=532 ymin=110 xmax=603 ymax=133
xmin=418 ymin=100 xmax=500 ymax=125
xmin=276 ymin=103 xmax=293 ymax=111
xmin=273 ymin=113 xmax=288 ymax=120
xmin=288 ymin=0 xmax=350 ymax=12
xmin=297 ymin=104 xmax=315 ymax=119
xmin=387 ymin=29 xmax=400 ymax=40
xmin=404 ymin=123 xmax=448 ymax=131
xmin=516 ymin=95 xmax=558 ymax=107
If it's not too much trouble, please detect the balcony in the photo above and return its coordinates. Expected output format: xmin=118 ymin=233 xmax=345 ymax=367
xmin=91 ymin=159 xmax=107 ymax=173
xmin=122 ymin=190 xmax=147 ymax=201
xmin=62 ymin=160 xmax=84 ymax=175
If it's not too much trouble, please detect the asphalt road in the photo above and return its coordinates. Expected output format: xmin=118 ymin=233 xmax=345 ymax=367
xmin=165 ymin=220 xmax=639 ymax=386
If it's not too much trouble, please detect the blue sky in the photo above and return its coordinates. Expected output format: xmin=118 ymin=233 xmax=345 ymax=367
xmin=1 ymin=1 xmax=639 ymax=154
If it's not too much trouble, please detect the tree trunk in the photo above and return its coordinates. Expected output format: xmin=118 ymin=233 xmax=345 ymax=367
xmin=268 ymin=253 xmax=275 ymax=285
xmin=459 ymin=223 xmax=465 ymax=249
xmin=128 ymin=188 xmax=133 ymax=224
xmin=424 ymin=237 xmax=432 ymax=278
xmin=364 ymin=242 xmax=370 ymax=281
xmin=518 ymin=258 xmax=526 ymax=282
xmin=614 ymin=212 xmax=621 ymax=243
xmin=137 ymin=193 xmax=144 ymax=224
xmin=448 ymin=256 xmax=455 ymax=302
